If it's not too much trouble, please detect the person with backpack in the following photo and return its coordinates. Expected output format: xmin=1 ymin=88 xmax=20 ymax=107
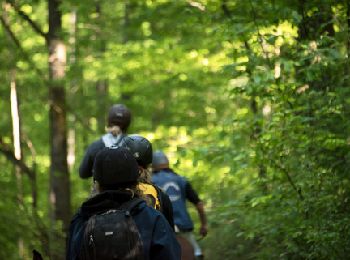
xmin=67 ymin=146 xmax=181 ymax=260
xmin=79 ymin=104 xmax=131 ymax=179
xmin=122 ymin=134 xmax=174 ymax=228
xmin=151 ymin=151 xmax=208 ymax=260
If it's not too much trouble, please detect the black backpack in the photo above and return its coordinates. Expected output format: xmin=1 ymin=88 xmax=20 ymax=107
xmin=80 ymin=198 xmax=144 ymax=260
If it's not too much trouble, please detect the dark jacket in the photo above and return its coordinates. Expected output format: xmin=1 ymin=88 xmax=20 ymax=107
xmin=154 ymin=184 xmax=175 ymax=229
xmin=66 ymin=190 xmax=181 ymax=260
xmin=79 ymin=133 xmax=126 ymax=179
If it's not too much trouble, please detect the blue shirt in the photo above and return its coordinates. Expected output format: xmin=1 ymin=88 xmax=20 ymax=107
xmin=152 ymin=169 xmax=197 ymax=231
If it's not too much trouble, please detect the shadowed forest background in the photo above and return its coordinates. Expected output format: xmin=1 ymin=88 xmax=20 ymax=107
xmin=1 ymin=0 xmax=350 ymax=259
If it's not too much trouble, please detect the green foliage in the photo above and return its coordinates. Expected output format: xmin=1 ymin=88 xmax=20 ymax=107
xmin=0 ymin=0 xmax=349 ymax=258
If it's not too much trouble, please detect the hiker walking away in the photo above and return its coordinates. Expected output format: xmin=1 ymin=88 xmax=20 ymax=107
xmin=151 ymin=151 xmax=208 ymax=259
xmin=122 ymin=134 xmax=174 ymax=228
xmin=67 ymin=147 xmax=181 ymax=260
xmin=79 ymin=103 xmax=131 ymax=179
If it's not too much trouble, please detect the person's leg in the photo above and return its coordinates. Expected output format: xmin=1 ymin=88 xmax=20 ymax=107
xmin=182 ymin=232 xmax=203 ymax=258
xmin=176 ymin=234 xmax=195 ymax=260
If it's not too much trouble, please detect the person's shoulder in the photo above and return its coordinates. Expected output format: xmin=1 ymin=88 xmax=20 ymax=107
xmin=69 ymin=207 xmax=86 ymax=228
xmin=91 ymin=137 xmax=105 ymax=146
xmin=138 ymin=200 xmax=164 ymax=217
xmin=138 ymin=200 xmax=159 ymax=213
xmin=86 ymin=137 xmax=105 ymax=151
xmin=133 ymin=200 xmax=164 ymax=225
xmin=168 ymin=170 xmax=187 ymax=181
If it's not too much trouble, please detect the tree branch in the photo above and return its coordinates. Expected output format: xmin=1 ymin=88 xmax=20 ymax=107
xmin=0 ymin=15 xmax=21 ymax=49
xmin=7 ymin=0 xmax=48 ymax=42
xmin=0 ymin=138 xmax=35 ymax=180
xmin=0 ymin=15 xmax=46 ymax=79
xmin=271 ymin=160 xmax=304 ymax=201
xmin=248 ymin=0 xmax=273 ymax=68
xmin=282 ymin=167 xmax=304 ymax=201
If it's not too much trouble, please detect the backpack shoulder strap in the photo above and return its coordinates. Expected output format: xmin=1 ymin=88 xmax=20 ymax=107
xmin=139 ymin=183 xmax=161 ymax=210
xmin=152 ymin=184 xmax=163 ymax=209
xmin=118 ymin=198 xmax=144 ymax=214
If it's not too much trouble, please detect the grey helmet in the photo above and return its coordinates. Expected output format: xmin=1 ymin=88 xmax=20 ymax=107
xmin=122 ymin=135 xmax=153 ymax=168
xmin=107 ymin=104 xmax=131 ymax=131
xmin=152 ymin=151 xmax=169 ymax=170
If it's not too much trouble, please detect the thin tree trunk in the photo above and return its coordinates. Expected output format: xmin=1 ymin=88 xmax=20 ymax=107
xmin=48 ymin=0 xmax=71 ymax=258
xmin=23 ymin=135 xmax=38 ymax=209
xmin=67 ymin=10 xmax=77 ymax=170
xmin=10 ymin=69 xmax=25 ymax=259
xmin=123 ymin=2 xmax=131 ymax=44
xmin=95 ymin=3 xmax=108 ymax=134
xmin=10 ymin=70 xmax=23 ymax=199
xmin=250 ymin=96 xmax=267 ymax=187
xmin=96 ymin=79 xmax=108 ymax=133
xmin=347 ymin=0 xmax=350 ymax=81
xmin=244 ymin=41 xmax=268 ymax=192
xmin=119 ymin=2 xmax=134 ymax=103
xmin=3 ymin=3 xmax=25 ymax=256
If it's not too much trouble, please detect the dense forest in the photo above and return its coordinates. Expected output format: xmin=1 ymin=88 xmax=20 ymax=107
xmin=1 ymin=0 xmax=349 ymax=259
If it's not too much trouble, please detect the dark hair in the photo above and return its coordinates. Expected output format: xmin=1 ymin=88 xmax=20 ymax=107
xmin=138 ymin=167 xmax=151 ymax=183
xmin=107 ymin=104 xmax=131 ymax=131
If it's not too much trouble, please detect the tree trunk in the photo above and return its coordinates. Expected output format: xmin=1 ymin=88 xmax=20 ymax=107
xmin=347 ymin=0 xmax=350 ymax=82
xmin=96 ymin=79 xmax=108 ymax=133
xmin=244 ymin=41 xmax=268 ymax=193
xmin=119 ymin=2 xmax=134 ymax=104
xmin=10 ymin=69 xmax=25 ymax=259
xmin=3 ymin=3 xmax=26 ymax=256
xmin=95 ymin=3 xmax=108 ymax=134
xmin=48 ymin=0 xmax=71 ymax=258
xmin=67 ymin=10 xmax=77 ymax=170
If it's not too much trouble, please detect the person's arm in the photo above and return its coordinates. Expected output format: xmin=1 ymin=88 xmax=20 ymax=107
xmin=79 ymin=140 xmax=104 ymax=179
xmin=66 ymin=213 xmax=85 ymax=260
xmin=79 ymin=150 xmax=94 ymax=179
xmin=195 ymin=201 xmax=208 ymax=237
xmin=185 ymin=181 xmax=208 ymax=237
